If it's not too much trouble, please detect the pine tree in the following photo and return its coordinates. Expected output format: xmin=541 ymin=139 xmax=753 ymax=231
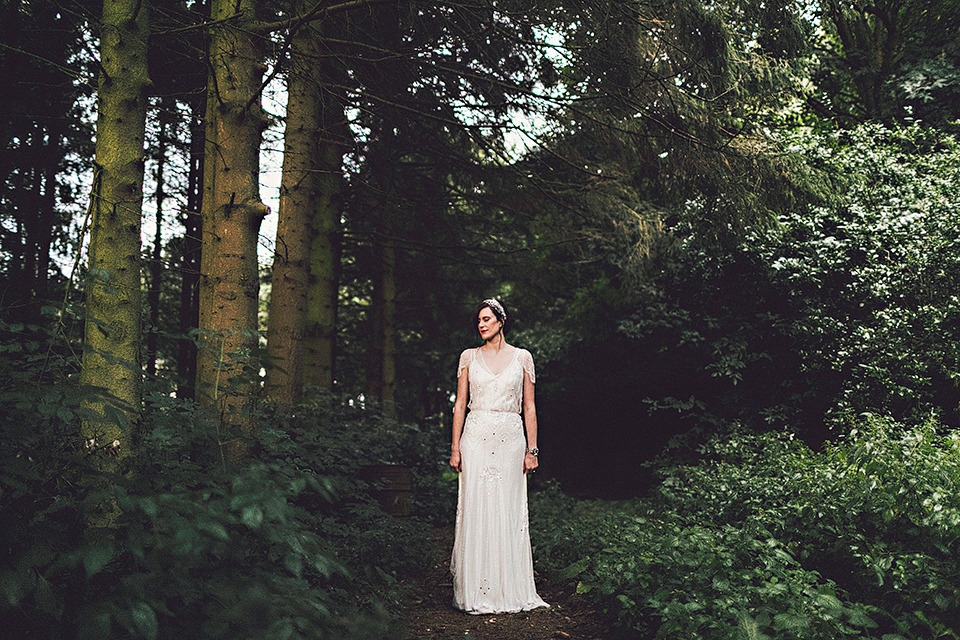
xmin=80 ymin=0 xmax=152 ymax=464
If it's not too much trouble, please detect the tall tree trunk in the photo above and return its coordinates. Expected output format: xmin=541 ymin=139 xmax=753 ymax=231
xmin=14 ymin=119 xmax=57 ymax=307
xmin=303 ymin=84 xmax=345 ymax=392
xmin=357 ymin=3 xmax=404 ymax=417
xmin=375 ymin=213 xmax=397 ymax=418
xmin=177 ymin=102 xmax=204 ymax=399
xmin=35 ymin=120 xmax=59 ymax=300
xmin=366 ymin=199 xmax=397 ymax=418
xmin=196 ymin=0 xmax=268 ymax=445
xmin=23 ymin=123 xmax=43 ymax=302
xmin=146 ymin=97 xmax=172 ymax=377
xmin=824 ymin=0 xmax=901 ymax=122
xmin=80 ymin=0 xmax=151 ymax=464
xmin=265 ymin=14 xmax=320 ymax=404
xmin=267 ymin=13 xmax=346 ymax=402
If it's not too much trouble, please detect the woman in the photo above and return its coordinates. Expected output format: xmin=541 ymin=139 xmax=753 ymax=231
xmin=448 ymin=298 xmax=549 ymax=614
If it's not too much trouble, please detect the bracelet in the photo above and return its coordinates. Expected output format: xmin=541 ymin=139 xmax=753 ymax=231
xmin=526 ymin=447 xmax=539 ymax=456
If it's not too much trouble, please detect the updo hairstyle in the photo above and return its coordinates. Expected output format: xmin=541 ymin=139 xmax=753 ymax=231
xmin=475 ymin=298 xmax=508 ymax=332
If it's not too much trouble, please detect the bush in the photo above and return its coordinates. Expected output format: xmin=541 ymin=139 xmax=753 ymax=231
xmin=0 ymin=319 xmax=445 ymax=639
xmin=531 ymin=416 xmax=960 ymax=639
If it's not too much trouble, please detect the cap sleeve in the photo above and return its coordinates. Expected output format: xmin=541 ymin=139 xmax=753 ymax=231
xmin=517 ymin=348 xmax=535 ymax=384
xmin=457 ymin=348 xmax=476 ymax=378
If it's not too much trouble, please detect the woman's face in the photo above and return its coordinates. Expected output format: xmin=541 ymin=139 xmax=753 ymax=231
xmin=477 ymin=306 xmax=502 ymax=341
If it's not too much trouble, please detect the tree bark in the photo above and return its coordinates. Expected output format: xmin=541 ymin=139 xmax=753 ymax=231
xmin=80 ymin=0 xmax=151 ymax=463
xmin=196 ymin=0 xmax=268 ymax=445
xmin=178 ymin=101 xmax=204 ymax=399
xmin=303 ymin=86 xmax=345 ymax=392
xmin=366 ymin=197 xmax=397 ymax=418
xmin=23 ymin=124 xmax=43 ymax=301
xmin=267 ymin=11 xmax=346 ymax=402
xmin=35 ymin=121 xmax=58 ymax=300
xmin=265 ymin=14 xmax=320 ymax=404
xmin=374 ymin=214 xmax=397 ymax=418
xmin=146 ymin=96 xmax=172 ymax=377
xmin=824 ymin=0 xmax=903 ymax=122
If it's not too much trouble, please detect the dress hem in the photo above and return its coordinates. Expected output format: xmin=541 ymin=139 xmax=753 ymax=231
xmin=455 ymin=601 xmax=551 ymax=615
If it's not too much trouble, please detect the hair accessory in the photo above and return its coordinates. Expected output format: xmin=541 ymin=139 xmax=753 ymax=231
xmin=482 ymin=298 xmax=507 ymax=323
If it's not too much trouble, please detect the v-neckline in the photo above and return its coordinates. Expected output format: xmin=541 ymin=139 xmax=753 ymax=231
xmin=477 ymin=346 xmax=518 ymax=376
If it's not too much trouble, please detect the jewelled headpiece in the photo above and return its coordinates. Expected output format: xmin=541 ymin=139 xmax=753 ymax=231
xmin=482 ymin=298 xmax=507 ymax=323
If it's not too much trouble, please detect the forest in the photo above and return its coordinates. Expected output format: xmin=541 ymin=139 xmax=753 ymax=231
xmin=2 ymin=0 xmax=960 ymax=637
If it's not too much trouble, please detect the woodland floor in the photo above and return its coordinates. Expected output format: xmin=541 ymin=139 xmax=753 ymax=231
xmin=399 ymin=527 xmax=631 ymax=640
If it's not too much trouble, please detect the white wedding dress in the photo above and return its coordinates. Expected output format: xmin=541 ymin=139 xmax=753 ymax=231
xmin=450 ymin=346 xmax=549 ymax=614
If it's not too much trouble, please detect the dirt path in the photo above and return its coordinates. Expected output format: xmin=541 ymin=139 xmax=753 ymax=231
xmin=399 ymin=527 xmax=620 ymax=640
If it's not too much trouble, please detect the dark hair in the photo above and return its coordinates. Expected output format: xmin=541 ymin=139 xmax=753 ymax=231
xmin=475 ymin=298 xmax=508 ymax=331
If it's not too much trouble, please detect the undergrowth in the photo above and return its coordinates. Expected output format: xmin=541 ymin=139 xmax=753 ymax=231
xmin=0 ymin=317 xmax=454 ymax=639
xmin=531 ymin=417 xmax=960 ymax=639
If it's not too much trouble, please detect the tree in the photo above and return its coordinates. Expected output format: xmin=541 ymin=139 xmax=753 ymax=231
xmin=265 ymin=6 xmax=347 ymax=402
xmin=811 ymin=0 xmax=960 ymax=128
xmin=0 ymin=0 xmax=91 ymax=313
xmin=195 ymin=0 xmax=269 ymax=434
xmin=338 ymin=0 xmax=569 ymax=408
xmin=80 ymin=0 xmax=151 ymax=462
xmin=302 ymin=74 xmax=346 ymax=392
xmin=145 ymin=95 xmax=174 ymax=377
xmin=264 ymin=10 xmax=321 ymax=405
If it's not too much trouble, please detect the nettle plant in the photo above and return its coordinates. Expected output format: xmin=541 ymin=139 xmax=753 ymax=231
xmin=531 ymin=415 xmax=960 ymax=639
xmin=653 ymin=417 xmax=960 ymax=638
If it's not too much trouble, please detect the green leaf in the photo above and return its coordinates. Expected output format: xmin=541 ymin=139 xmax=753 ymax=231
xmin=266 ymin=619 xmax=293 ymax=640
xmin=813 ymin=592 xmax=843 ymax=611
xmin=34 ymin=575 xmax=62 ymax=618
xmin=138 ymin=497 xmax=158 ymax=517
xmin=197 ymin=518 xmax=229 ymax=540
xmin=130 ymin=602 xmax=158 ymax=640
xmin=558 ymin=558 xmax=589 ymax=580
xmin=83 ymin=544 xmax=114 ymax=577
xmin=80 ymin=611 xmax=112 ymax=638
xmin=242 ymin=505 xmax=264 ymax=529
xmin=846 ymin=608 xmax=878 ymax=628
xmin=773 ymin=613 xmax=810 ymax=631
xmin=284 ymin=552 xmax=303 ymax=578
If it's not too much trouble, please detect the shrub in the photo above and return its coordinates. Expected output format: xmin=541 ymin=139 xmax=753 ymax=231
xmin=0 ymin=319 xmax=443 ymax=638
xmin=531 ymin=416 xmax=960 ymax=639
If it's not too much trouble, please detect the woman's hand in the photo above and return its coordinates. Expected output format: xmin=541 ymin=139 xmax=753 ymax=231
xmin=449 ymin=449 xmax=462 ymax=473
xmin=523 ymin=452 xmax=538 ymax=474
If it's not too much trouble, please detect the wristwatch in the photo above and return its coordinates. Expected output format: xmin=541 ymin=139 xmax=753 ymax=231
xmin=526 ymin=447 xmax=539 ymax=456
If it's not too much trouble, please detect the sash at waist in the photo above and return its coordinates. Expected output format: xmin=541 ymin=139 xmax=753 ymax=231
xmin=467 ymin=408 xmax=519 ymax=415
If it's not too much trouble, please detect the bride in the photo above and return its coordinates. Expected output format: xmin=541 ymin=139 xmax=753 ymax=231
xmin=448 ymin=298 xmax=549 ymax=614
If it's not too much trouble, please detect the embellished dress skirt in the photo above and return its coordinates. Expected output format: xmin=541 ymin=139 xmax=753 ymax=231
xmin=450 ymin=409 xmax=549 ymax=614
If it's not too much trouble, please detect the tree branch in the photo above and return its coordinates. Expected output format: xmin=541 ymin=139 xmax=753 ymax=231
xmin=255 ymin=0 xmax=398 ymax=34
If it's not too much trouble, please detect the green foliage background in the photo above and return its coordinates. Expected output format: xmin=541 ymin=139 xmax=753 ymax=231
xmin=538 ymin=123 xmax=960 ymax=496
xmin=0 ymin=317 xmax=456 ymax=638
xmin=531 ymin=416 xmax=960 ymax=639
xmin=4 ymin=0 xmax=960 ymax=636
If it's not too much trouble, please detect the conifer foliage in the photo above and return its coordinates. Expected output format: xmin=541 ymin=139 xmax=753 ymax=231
xmin=4 ymin=0 xmax=960 ymax=637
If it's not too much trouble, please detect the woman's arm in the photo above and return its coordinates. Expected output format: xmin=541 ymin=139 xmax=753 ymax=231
xmin=522 ymin=369 xmax=539 ymax=474
xmin=449 ymin=367 xmax=469 ymax=472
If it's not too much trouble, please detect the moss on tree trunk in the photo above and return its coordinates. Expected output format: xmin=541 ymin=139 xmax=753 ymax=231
xmin=80 ymin=0 xmax=151 ymax=466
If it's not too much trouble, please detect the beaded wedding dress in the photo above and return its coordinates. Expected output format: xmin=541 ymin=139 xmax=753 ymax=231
xmin=450 ymin=346 xmax=549 ymax=614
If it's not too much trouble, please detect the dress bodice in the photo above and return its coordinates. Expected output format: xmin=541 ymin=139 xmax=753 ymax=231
xmin=458 ymin=347 xmax=535 ymax=414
